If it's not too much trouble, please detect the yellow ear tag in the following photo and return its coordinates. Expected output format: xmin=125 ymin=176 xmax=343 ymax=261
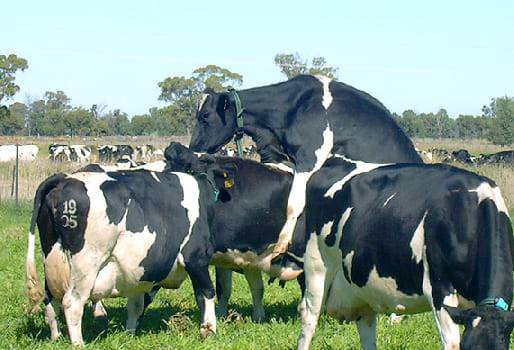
xmin=224 ymin=178 xmax=234 ymax=189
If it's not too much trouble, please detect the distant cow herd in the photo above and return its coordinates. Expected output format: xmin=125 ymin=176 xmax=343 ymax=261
xmin=22 ymin=75 xmax=514 ymax=349
xmin=417 ymin=147 xmax=514 ymax=166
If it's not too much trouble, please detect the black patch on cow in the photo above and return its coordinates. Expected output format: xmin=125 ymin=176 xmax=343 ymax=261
xmin=46 ymin=178 xmax=90 ymax=255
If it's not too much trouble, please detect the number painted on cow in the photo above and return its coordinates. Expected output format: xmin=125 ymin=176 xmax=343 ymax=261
xmin=62 ymin=199 xmax=78 ymax=228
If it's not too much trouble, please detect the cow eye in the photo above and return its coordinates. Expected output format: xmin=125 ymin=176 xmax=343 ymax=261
xmin=201 ymin=112 xmax=209 ymax=120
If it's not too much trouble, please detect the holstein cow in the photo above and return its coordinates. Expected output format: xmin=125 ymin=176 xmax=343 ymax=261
xmin=97 ymin=144 xmax=134 ymax=162
xmin=49 ymin=145 xmax=91 ymax=163
xmin=163 ymin=142 xmax=304 ymax=320
xmin=26 ymin=166 xmax=234 ymax=345
xmin=189 ymin=75 xmax=422 ymax=259
xmin=296 ymin=156 xmax=514 ymax=350
xmin=452 ymin=149 xmax=476 ymax=165
xmin=0 ymin=144 xmax=39 ymax=162
xmin=479 ymin=151 xmax=514 ymax=166
xmin=135 ymin=145 xmax=155 ymax=160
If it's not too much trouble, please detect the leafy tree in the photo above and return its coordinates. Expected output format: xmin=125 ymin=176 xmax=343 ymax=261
xmin=0 ymin=102 xmax=27 ymax=135
xmin=0 ymin=54 xmax=28 ymax=103
xmin=274 ymin=53 xmax=338 ymax=79
xmin=65 ymin=107 xmax=96 ymax=136
xmin=485 ymin=96 xmax=514 ymax=146
xmin=130 ymin=113 xmax=156 ymax=135
xmin=158 ymin=65 xmax=243 ymax=134
xmin=26 ymin=100 xmax=47 ymax=136
xmin=101 ymin=109 xmax=131 ymax=135
xmin=455 ymin=114 xmax=489 ymax=139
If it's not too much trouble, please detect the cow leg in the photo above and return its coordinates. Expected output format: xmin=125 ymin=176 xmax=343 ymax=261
xmin=187 ymin=265 xmax=217 ymax=338
xmin=356 ymin=315 xmax=377 ymax=350
xmin=243 ymin=269 xmax=265 ymax=322
xmin=62 ymin=252 xmax=111 ymax=346
xmin=126 ymin=294 xmax=145 ymax=333
xmin=274 ymin=124 xmax=333 ymax=256
xmin=430 ymin=293 xmax=460 ymax=350
xmin=297 ymin=234 xmax=328 ymax=350
xmin=215 ymin=268 xmax=232 ymax=317
xmin=422 ymin=247 xmax=460 ymax=350
xmin=43 ymin=294 xmax=62 ymax=340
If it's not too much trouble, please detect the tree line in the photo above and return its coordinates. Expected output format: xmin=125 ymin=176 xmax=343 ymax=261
xmin=1 ymin=52 xmax=513 ymax=145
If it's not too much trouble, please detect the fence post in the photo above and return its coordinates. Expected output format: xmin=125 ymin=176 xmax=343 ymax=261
xmin=15 ymin=144 xmax=19 ymax=207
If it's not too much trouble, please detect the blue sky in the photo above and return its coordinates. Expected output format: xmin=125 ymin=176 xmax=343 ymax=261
xmin=3 ymin=0 xmax=514 ymax=117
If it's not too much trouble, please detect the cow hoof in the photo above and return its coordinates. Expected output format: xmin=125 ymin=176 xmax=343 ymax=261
xmin=252 ymin=311 xmax=266 ymax=323
xmin=200 ymin=323 xmax=216 ymax=339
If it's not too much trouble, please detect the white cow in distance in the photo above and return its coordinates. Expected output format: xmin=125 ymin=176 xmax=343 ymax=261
xmin=0 ymin=145 xmax=39 ymax=162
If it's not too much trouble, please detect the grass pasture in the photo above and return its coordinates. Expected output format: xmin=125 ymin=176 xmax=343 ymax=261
xmin=0 ymin=137 xmax=513 ymax=349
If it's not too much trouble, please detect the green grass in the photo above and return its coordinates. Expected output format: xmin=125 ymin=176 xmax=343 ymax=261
xmin=1 ymin=202 xmax=512 ymax=349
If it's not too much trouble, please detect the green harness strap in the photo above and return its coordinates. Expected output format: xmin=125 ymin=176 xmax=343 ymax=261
xmin=227 ymin=87 xmax=245 ymax=157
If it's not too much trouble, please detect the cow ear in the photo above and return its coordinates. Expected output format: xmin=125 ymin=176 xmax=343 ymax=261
xmin=444 ymin=306 xmax=473 ymax=325
xmin=211 ymin=163 xmax=237 ymax=190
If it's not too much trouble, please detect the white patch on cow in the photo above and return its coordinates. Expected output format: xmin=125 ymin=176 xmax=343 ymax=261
xmin=45 ymin=300 xmax=62 ymax=340
xmin=44 ymin=240 xmax=71 ymax=300
xmin=27 ymin=234 xmax=36 ymax=264
xmin=132 ymin=160 xmax=166 ymax=172
xmin=410 ymin=212 xmax=427 ymax=264
xmin=297 ymin=231 xmax=328 ymax=350
xmin=469 ymin=182 xmax=509 ymax=215
xmin=325 ymin=156 xmax=389 ymax=198
xmin=315 ymin=75 xmax=333 ymax=110
xmin=276 ymin=124 xmax=333 ymax=252
xmin=383 ymin=193 xmax=396 ymax=207
xmin=343 ymin=250 xmax=355 ymax=280
xmin=319 ymin=221 xmax=334 ymax=238
xmin=472 ymin=316 xmax=482 ymax=328
xmin=150 ymin=172 xmax=161 ymax=183
xmin=198 ymin=93 xmax=209 ymax=111
xmin=263 ymin=162 xmax=295 ymax=174
xmin=174 ymin=172 xmax=200 ymax=252
xmin=201 ymin=296 xmax=217 ymax=337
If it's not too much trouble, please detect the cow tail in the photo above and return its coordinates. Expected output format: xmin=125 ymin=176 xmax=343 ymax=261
xmin=26 ymin=173 xmax=66 ymax=314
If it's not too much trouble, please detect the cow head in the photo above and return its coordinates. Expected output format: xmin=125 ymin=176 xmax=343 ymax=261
xmin=189 ymin=90 xmax=238 ymax=154
xmin=164 ymin=142 xmax=236 ymax=201
xmin=445 ymin=305 xmax=514 ymax=350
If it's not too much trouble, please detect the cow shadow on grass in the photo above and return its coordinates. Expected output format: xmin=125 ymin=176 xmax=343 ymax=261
xmin=20 ymin=299 xmax=301 ymax=343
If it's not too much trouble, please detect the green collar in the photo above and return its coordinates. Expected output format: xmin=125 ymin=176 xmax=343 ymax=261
xmin=196 ymin=172 xmax=219 ymax=201
xmin=227 ymin=87 xmax=245 ymax=157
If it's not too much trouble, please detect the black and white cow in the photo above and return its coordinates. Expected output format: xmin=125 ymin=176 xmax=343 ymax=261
xmin=49 ymin=144 xmax=91 ymax=163
xmin=97 ymin=144 xmax=134 ymax=162
xmin=296 ymin=156 xmax=514 ymax=350
xmin=26 ymin=166 xmax=233 ymax=345
xmin=135 ymin=144 xmax=155 ymax=160
xmin=479 ymin=151 xmax=514 ymax=166
xmin=452 ymin=149 xmax=476 ymax=165
xmin=189 ymin=75 xmax=422 ymax=258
